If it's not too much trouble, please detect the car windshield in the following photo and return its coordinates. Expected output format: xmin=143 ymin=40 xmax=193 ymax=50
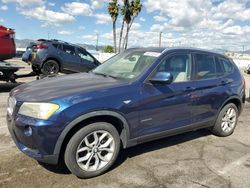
xmin=92 ymin=50 xmax=161 ymax=80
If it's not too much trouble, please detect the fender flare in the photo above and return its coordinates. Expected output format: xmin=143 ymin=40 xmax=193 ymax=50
xmin=53 ymin=110 xmax=131 ymax=155
xmin=216 ymin=96 xmax=243 ymax=119
xmin=42 ymin=56 xmax=62 ymax=70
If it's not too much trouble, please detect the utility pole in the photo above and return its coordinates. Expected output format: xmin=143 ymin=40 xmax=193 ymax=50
xmin=96 ymin=33 xmax=99 ymax=51
xmin=159 ymin=32 xmax=162 ymax=47
xmin=47 ymin=31 xmax=50 ymax=40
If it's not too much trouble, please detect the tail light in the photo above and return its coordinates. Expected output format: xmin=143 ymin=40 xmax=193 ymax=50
xmin=36 ymin=44 xmax=48 ymax=49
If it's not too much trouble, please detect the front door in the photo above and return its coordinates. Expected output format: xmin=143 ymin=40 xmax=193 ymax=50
xmin=137 ymin=53 xmax=195 ymax=138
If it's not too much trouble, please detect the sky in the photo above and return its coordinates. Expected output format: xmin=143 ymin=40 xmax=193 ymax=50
xmin=0 ymin=0 xmax=250 ymax=51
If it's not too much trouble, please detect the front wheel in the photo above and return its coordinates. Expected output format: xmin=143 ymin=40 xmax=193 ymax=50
xmin=64 ymin=122 xmax=120 ymax=178
xmin=210 ymin=103 xmax=238 ymax=137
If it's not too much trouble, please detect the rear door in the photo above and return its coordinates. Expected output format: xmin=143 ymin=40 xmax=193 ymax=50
xmin=76 ymin=48 xmax=97 ymax=72
xmin=61 ymin=44 xmax=81 ymax=72
xmin=191 ymin=53 xmax=228 ymax=125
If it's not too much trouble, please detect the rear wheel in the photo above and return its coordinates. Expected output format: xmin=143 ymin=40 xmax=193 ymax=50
xmin=41 ymin=60 xmax=59 ymax=75
xmin=210 ymin=103 xmax=238 ymax=137
xmin=64 ymin=122 xmax=120 ymax=178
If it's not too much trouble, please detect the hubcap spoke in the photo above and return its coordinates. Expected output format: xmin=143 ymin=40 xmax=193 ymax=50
xmin=99 ymin=138 xmax=113 ymax=148
xmin=77 ymin=152 xmax=92 ymax=163
xmin=84 ymin=137 xmax=92 ymax=148
xmin=77 ymin=147 xmax=89 ymax=153
xmin=93 ymin=132 xmax=99 ymax=146
xmin=97 ymin=152 xmax=111 ymax=162
xmin=85 ymin=154 xmax=94 ymax=170
xmin=221 ymin=108 xmax=236 ymax=133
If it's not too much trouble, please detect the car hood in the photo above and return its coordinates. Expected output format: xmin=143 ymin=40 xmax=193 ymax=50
xmin=11 ymin=73 xmax=127 ymax=102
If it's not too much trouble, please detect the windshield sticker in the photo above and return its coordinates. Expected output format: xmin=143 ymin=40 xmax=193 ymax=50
xmin=144 ymin=52 xmax=161 ymax=57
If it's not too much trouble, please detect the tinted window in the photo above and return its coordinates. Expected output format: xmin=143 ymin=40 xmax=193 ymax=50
xmin=77 ymin=48 xmax=95 ymax=63
xmin=158 ymin=54 xmax=191 ymax=83
xmin=215 ymin=57 xmax=225 ymax=77
xmin=195 ymin=54 xmax=216 ymax=80
xmin=52 ymin=43 xmax=59 ymax=49
xmin=63 ymin=45 xmax=76 ymax=55
xmin=220 ymin=58 xmax=233 ymax=73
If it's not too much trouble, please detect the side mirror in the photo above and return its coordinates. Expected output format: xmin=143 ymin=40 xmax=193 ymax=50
xmin=150 ymin=72 xmax=173 ymax=84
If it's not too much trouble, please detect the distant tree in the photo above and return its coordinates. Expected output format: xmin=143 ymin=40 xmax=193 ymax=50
xmin=123 ymin=0 xmax=142 ymax=50
xmin=108 ymin=0 xmax=119 ymax=53
xmin=103 ymin=45 xmax=114 ymax=53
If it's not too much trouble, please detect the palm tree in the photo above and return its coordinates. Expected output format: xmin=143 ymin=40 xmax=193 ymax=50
xmin=118 ymin=0 xmax=129 ymax=53
xmin=123 ymin=0 xmax=142 ymax=50
xmin=108 ymin=0 xmax=119 ymax=53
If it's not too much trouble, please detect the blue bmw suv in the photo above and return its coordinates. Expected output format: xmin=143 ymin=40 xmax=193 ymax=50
xmin=7 ymin=48 xmax=245 ymax=178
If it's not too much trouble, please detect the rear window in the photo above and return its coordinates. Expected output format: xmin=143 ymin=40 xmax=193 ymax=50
xmin=195 ymin=53 xmax=216 ymax=80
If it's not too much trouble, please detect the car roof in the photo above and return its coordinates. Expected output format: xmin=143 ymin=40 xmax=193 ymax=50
xmin=37 ymin=39 xmax=86 ymax=50
xmin=127 ymin=47 xmax=227 ymax=58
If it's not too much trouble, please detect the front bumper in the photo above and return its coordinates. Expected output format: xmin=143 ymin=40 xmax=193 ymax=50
xmin=6 ymin=113 xmax=60 ymax=165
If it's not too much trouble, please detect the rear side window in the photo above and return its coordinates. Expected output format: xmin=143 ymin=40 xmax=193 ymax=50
xmin=52 ymin=43 xmax=59 ymax=49
xmin=63 ymin=45 xmax=76 ymax=55
xmin=195 ymin=54 xmax=216 ymax=80
xmin=219 ymin=58 xmax=233 ymax=73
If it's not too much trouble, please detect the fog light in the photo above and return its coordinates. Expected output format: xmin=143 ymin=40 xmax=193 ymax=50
xmin=24 ymin=126 xmax=32 ymax=137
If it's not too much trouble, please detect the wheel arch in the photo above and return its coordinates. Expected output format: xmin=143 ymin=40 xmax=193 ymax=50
xmin=43 ymin=57 xmax=61 ymax=71
xmin=54 ymin=111 xmax=131 ymax=162
xmin=219 ymin=96 xmax=243 ymax=115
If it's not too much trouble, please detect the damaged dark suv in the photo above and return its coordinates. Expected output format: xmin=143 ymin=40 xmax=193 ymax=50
xmin=24 ymin=39 xmax=100 ymax=75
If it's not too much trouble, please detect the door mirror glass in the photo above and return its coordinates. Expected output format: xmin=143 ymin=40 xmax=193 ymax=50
xmin=150 ymin=72 xmax=173 ymax=84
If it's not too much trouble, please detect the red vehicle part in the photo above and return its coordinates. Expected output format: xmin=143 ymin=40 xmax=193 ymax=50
xmin=0 ymin=25 xmax=16 ymax=61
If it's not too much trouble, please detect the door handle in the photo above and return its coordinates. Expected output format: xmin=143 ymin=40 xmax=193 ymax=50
xmin=185 ymin=86 xmax=196 ymax=92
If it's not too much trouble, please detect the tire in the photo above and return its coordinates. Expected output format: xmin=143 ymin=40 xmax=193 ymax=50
xmin=32 ymin=65 xmax=41 ymax=74
xmin=41 ymin=60 xmax=59 ymax=75
xmin=64 ymin=122 xmax=121 ymax=179
xmin=210 ymin=103 xmax=238 ymax=137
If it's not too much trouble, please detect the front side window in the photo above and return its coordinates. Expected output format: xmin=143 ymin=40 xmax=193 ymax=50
xmin=157 ymin=54 xmax=191 ymax=83
xmin=195 ymin=54 xmax=216 ymax=80
xmin=93 ymin=50 xmax=160 ymax=80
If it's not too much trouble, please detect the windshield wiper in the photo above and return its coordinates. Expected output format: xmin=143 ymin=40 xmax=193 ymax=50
xmin=93 ymin=72 xmax=118 ymax=79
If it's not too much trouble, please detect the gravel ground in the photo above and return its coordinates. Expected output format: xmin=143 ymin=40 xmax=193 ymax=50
xmin=0 ymin=59 xmax=250 ymax=188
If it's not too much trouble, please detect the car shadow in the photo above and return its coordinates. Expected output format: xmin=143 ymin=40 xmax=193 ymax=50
xmin=112 ymin=129 xmax=211 ymax=170
xmin=0 ymin=83 xmax=23 ymax=93
xmin=38 ymin=129 xmax=211 ymax=176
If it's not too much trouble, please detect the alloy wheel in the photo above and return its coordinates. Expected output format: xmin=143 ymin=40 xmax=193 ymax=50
xmin=221 ymin=107 xmax=237 ymax=133
xmin=76 ymin=130 xmax=115 ymax=172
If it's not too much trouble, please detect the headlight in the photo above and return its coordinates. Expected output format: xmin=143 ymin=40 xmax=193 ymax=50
xmin=18 ymin=102 xmax=59 ymax=120
xmin=7 ymin=97 xmax=16 ymax=115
